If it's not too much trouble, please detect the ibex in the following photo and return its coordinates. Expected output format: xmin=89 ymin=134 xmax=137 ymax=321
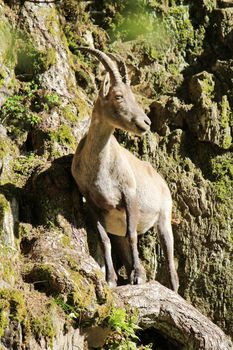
xmin=71 ymin=47 xmax=179 ymax=292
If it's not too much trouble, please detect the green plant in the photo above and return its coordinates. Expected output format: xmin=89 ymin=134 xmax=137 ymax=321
xmin=44 ymin=93 xmax=62 ymax=109
xmin=54 ymin=296 xmax=79 ymax=320
xmin=104 ymin=308 xmax=141 ymax=349
xmin=0 ymin=94 xmax=41 ymax=137
xmin=0 ymin=81 xmax=64 ymax=139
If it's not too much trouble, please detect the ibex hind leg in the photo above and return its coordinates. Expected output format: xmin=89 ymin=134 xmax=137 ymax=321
xmin=157 ymin=210 xmax=179 ymax=292
xmin=110 ymin=235 xmax=146 ymax=284
xmin=110 ymin=235 xmax=133 ymax=280
xmin=87 ymin=202 xmax=117 ymax=287
xmin=96 ymin=221 xmax=118 ymax=287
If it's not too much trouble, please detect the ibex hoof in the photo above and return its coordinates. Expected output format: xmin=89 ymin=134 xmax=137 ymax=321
xmin=108 ymin=280 xmax=117 ymax=288
xmin=170 ymin=273 xmax=179 ymax=293
xmin=130 ymin=267 xmax=146 ymax=285
xmin=107 ymin=273 xmax=118 ymax=288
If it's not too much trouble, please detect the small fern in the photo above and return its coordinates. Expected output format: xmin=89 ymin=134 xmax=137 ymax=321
xmin=105 ymin=307 xmax=141 ymax=349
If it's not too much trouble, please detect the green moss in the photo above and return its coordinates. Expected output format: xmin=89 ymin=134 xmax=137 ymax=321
xmin=0 ymin=69 xmax=7 ymax=88
xmin=203 ymin=0 xmax=216 ymax=11
xmin=0 ymin=20 xmax=17 ymax=67
xmin=0 ymin=194 xmax=12 ymax=245
xmin=30 ymin=313 xmax=56 ymax=342
xmin=72 ymin=89 xmax=92 ymax=119
xmin=201 ymin=76 xmax=215 ymax=100
xmin=211 ymin=153 xmax=233 ymax=202
xmin=41 ymin=7 xmax=59 ymax=36
xmin=219 ymin=95 xmax=232 ymax=149
xmin=0 ymin=136 xmax=16 ymax=171
xmin=222 ymin=134 xmax=232 ymax=150
xmin=70 ymin=270 xmax=96 ymax=310
xmin=0 ymin=193 xmax=9 ymax=213
xmin=0 ymin=288 xmax=56 ymax=345
xmin=18 ymin=223 xmax=32 ymax=240
xmin=63 ymin=257 xmax=112 ymax=324
xmin=15 ymin=43 xmax=50 ymax=80
xmin=61 ymin=234 xmax=71 ymax=247
xmin=165 ymin=5 xmax=195 ymax=55
xmin=44 ymin=47 xmax=57 ymax=69
xmin=220 ymin=95 xmax=231 ymax=128
xmin=63 ymin=105 xmax=77 ymax=122
xmin=0 ymin=306 xmax=8 ymax=338
xmin=0 ymin=246 xmax=18 ymax=284
xmin=49 ymin=124 xmax=76 ymax=150
xmin=13 ymin=27 xmax=56 ymax=81
xmin=0 ymin=289 xmax=27 ymax=324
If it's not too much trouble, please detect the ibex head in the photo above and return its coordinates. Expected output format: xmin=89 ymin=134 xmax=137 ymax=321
xmin=79 ymin=47 xmax=151 ymax=136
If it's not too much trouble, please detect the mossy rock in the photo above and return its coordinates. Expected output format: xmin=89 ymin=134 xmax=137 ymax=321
xmin=49 ymin=124 xmax=76 ymax=151
xmin=0 ymin=193 xmax=17 ymax=248
xmin=23 ymin=262 xmax=71 ymax=295
xmin=62 ymin=104 xmax=78 ymax=123
xmin=187 ymin=99 xmax=232 ymax=149
xmin=0 ymin=245 xmax=19 ymax=287
xmin=0 ymin=134 xmax=19 ymax=184
xmin=212 ymin=59 xmax=233 ymax=93
xmin=188 ymin=71 xmax=215 ymax=103
xmin=21 ymin=226 xmax=112 ymax=325
xmin=0 ymin=287 xmax=57 ymax=347
xmin=15 ymin=44 xmax=56 ymax=82
xmin=0 ymin=16 xmax=17 ymax=68
xmin=148 ymin=96 xmax=190 ymax=136
xmin=207 ymin=8 xmax=233 ymax=57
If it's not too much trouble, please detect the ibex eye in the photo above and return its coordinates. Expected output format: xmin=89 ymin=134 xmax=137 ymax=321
xmin=115 ymin=95 xmax=123 ymax=101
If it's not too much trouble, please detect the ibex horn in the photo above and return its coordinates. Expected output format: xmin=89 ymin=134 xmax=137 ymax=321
xmin=107 ymin=53 xmax=130 ymax=85
xmin=78 ymin=47 xmax=122 ymax=85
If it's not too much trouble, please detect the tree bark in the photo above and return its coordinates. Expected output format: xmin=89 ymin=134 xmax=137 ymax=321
xmin=114 ymin=282 xmax=232 ymax=350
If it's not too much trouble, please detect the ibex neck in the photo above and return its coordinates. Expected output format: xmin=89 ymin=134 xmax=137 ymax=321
xmin=85 ymin=103 xmax=115 ymax=157
xmin=86 ymin=116 xmax=114 ymax=151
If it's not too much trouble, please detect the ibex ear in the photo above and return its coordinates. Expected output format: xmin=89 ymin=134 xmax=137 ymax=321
xmin=100 ymin=73 xmax=111 ymax=98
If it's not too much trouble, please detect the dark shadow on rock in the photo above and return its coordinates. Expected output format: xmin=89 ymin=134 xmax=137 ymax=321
xmin=137 ymin=328 xmax=181 ymax=350
xmin=22 ymin=155 xmax=83 ymax=227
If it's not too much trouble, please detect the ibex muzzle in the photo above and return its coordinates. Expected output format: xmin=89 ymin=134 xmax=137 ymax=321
xmin=72 ymin=47 xmax=179 ymax=292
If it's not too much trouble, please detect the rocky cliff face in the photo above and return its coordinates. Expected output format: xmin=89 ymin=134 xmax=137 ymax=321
xmin=0 ymin=0 xmax=232 ymax=349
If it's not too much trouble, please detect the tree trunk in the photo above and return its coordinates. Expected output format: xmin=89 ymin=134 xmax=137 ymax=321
xmin=114 ymin=282 xmax=232 ymax=350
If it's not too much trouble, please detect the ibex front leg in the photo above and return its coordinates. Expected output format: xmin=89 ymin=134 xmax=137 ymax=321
xmin=124 ymin=195 xmax=146 ymax=285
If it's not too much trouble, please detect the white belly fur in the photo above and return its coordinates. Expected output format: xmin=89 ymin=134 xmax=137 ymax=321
xmin=104 ymin=208 xmax=159 ymax=236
